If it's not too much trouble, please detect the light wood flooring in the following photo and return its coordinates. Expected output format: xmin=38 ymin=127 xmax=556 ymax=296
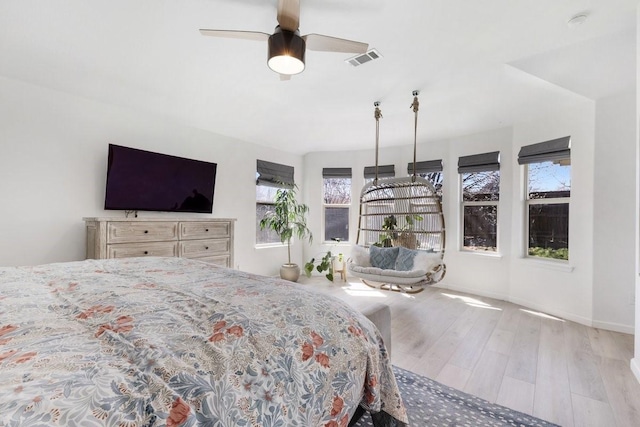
xmin=298 ymin=275 xmax=640 ymax=427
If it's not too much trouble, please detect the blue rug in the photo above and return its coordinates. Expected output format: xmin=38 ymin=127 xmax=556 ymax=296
xmin=353 ymin=366 xmax=560 ymax=427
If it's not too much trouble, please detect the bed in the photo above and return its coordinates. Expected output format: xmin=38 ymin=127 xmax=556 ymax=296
xmin=0 ymin=257 xmax=407 ymax=426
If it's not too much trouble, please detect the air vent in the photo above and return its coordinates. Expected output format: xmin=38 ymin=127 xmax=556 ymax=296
xmin=346 ymin=49 xmax=382 ymax=67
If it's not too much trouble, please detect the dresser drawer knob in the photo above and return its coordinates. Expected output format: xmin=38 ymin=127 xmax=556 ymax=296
xmin=144 ymin=230 xmax=149 ymax=234
xmin=205 ymin=228 xmax=209 ymax=232
xmin=144 ymin=251 xmax=149 ymax=255
xmin=205 ymin=246 xmax=209 ymax=250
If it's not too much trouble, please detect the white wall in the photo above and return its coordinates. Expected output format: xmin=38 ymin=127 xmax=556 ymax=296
xmin=303 ymin=145 xmax=411 ymax=264
xmin=0 ymin=76 xmax=303 ymax=275
xmin=509 ymin=102 xmax=596 ymax=326
xmin=440 ymin=127 xmax=514 ymax=299
xmin=0 ymin=67 xmax=636 ymax=337
xmin=594 ymin=91 xmax=636 ymax=331
xmin=632 ymin=5 xmax=640 ymax=383
xmin=304 ymin=98 xmax=639 ymax=333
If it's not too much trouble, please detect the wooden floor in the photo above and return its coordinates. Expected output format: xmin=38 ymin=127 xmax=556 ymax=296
xmin=299 ymin=275 xmax=640 ymax=427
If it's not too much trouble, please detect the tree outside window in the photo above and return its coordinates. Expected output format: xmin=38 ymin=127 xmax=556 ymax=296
xmin=526 ymin=160 xmax=570 ymax=260
xmin=418 ymin=171 xmax=443 ymax=199
xmin=256 ymin=185 xmax=281 ymax=244
xmin=461 ymin=170 xmax=500 ymax=251
xmin=256 ymin=160 xmax=294 ymax=245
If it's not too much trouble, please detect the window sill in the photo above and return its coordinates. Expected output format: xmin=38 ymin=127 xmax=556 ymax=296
xmin=255 ymin=243 xmax=286 ymax=249
xmin=458 ymin=250 xmax=503 ymax=259
xmin=521 ymin=257 xmax=574 ymax=272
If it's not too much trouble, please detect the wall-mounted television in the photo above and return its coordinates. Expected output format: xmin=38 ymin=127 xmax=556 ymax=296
xmin=104 ymin=144 xmax=217 ymax=213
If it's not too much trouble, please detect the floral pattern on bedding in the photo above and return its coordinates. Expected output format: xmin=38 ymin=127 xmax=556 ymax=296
xmin=0 ymin=257 xmax=407 ymax=427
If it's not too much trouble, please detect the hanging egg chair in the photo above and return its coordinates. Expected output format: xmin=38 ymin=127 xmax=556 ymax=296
xmin=348 ymin=92 xmax=446 ymax=293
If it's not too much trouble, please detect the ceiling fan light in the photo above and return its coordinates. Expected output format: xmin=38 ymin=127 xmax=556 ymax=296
xmin=268 ymin=26 xmax=305 ymax=75
xmin=268 ymin=55 xmax=305 ymax=75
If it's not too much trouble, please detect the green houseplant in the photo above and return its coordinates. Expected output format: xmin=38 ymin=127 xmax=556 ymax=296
xmin=259 ymin=184 xmax=312 ymax=282
xmin=374 ymin=214 xmax=423 ymax=248
xmin=304 ymin=251 xmax=333 ymax=281
xmin=304 ymin=238 xmax=344 ymax=282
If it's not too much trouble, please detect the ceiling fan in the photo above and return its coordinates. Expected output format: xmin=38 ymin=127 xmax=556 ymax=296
xmin=199 ymin=0 xmax=369 ymax=79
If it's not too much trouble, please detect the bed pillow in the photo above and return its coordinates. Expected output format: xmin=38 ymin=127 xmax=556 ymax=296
xmin=395 ymin=247 xmax=418 ymax=271
xmin=369 ymin=246 xmax=400 ymax=270
xmin=351 ymin=245 xmax=371 ymax=267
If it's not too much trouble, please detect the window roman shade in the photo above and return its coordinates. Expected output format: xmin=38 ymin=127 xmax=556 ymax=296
xmin=364 ymin=165 xmax=395 ymax=179
xmin=407 ymin=159 xmax=443 ymax=175
xmin=517 ymin=136 xmax=571 ymax=165
xmin=256 ymin=160 xmax=294 ymax=188
xmin=322 ymin=167 xmax=352 ymax=178
xmin=458 ymin=151 xmax=500 ymax=174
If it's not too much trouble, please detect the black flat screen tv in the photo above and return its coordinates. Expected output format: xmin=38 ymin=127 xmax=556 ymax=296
xmin=104 ymin=144 xmax=217 ymax=213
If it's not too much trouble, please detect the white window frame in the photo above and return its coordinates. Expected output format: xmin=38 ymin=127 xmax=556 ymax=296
xmin=255 ymin=184 xmax=285 ymax=246
xmin=517 ymin=136 xmax=571 ymax=261
xmin=255 ymin=160 xmax=294 ymax=246
xmin=460 ymin=171 xmax=500 ymax=253
xmin=322 ymin=177 xmax=351 ymax=243
xmin=524 ymin=162 xmax=570 ymax=261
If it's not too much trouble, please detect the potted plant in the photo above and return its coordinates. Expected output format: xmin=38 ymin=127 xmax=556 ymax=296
xmin=259 ymin=184 xmax=312 ymax=282
xmin=374 ymin=214 xmax=423 ymax=249
xmin=304 ymin=251 xmax=334 ymax=282
xmin=304 ymin=238 xmax=344 ymax=282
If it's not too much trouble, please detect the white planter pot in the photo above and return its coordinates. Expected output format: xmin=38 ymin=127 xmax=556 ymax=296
xmin=280 ymin=263 xmax=300 ymax=282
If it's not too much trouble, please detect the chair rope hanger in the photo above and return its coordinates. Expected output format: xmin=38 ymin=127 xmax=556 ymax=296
xmin=348 ymin=91 xmax=446 ymax=293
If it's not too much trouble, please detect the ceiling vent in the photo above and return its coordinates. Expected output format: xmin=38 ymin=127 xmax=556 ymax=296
xmin=346 ymin=49 xmax=382 ymax=67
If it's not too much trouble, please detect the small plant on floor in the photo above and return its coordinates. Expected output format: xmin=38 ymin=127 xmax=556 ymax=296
xmin=304 ymin=251 xmax=333 ymax=281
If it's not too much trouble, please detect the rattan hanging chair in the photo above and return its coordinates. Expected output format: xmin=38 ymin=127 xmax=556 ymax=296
xmin=348 ymin=92 xmax=446 ymax=293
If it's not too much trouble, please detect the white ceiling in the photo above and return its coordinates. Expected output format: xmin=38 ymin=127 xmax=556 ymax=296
xmin=0 ymin=0 xmax=637 ymax=154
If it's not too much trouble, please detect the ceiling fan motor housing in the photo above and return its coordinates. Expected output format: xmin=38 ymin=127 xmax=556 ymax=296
xmin=268 ymin=26 xmax=306 ymax=75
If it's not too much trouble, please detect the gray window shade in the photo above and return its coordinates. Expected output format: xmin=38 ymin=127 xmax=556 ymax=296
xmin=518 ymin=136 xmax=571 ymax=165
xmin=322 ymin=167 xmax=352 ymax=178
xmin=256 ymin=160 xmax=294 ymax=188
xmin=407 ymin=159 xmax=443 ymax=175
xmin=458 ymin=151 xmax=500 ymax=174
xmin=364 ymin=165 xmax=395 ymax=179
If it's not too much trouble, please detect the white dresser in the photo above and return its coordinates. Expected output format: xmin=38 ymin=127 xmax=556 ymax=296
xmin=83 ymin=217 xmax=235 ymax=268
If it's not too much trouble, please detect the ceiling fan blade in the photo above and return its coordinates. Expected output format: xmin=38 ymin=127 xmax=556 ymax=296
xmin=280 ymin=74 xmax=292 ymax=81
xmin=302 ymin=34 xmax=368 ymax=53
xmin=199 ymin=29 xmax=270 ymax=42
xmin=277 ymin=0 xmax=300 ymax=31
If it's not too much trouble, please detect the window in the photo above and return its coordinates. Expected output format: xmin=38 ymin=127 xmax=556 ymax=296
xmin=323 ymin=168 xmax=351 ymax=242
xmin=363 ymin=165 xmax=395 ymax=185
xmin=519 ymin=136 xmax=571 ymax=260
xmin=256 ymin=185 xmax=281 ymax=244
xmin=459 ymin=152 xmax=500 ymax=252
xmin=362 ymin=165 xmax=395 ymax=244
xmin=256 ymin=160 xmax=294 ymax=245
xmin=407 ymin=159 xmax=443 ymax=199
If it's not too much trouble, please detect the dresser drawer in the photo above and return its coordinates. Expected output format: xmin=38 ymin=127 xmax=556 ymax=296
xmin=107 ymin=222 xmax=179 ymax=244
xmin=107 ymin=242 xmax=179 ymax=259
xmin=196 ymin=255 xmax=230 ymax=268
xmin=180 ymin=221 xmax=230 ymax=240
xmin=180 ymin=239 xmax=230 ymax=259
xmin=84 ymin=217 xmax=235 ymax=268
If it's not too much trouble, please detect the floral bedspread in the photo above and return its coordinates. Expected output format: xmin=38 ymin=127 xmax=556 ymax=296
xmin=0 ymin=257 xmax=407 ymax=426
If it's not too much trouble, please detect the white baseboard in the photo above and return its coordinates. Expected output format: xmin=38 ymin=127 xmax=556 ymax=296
xmin=505 ymin=296 xmax=594 ymax=327
xmin=631 ymin=358 xmax=640 ymax=385
xmin=434 ymin=283 xmax=507 ymax=302
xmin=592 ymin=320 xmax=635 ymax=334
xmin=435 ymin=283 xmax=635 ymax=334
